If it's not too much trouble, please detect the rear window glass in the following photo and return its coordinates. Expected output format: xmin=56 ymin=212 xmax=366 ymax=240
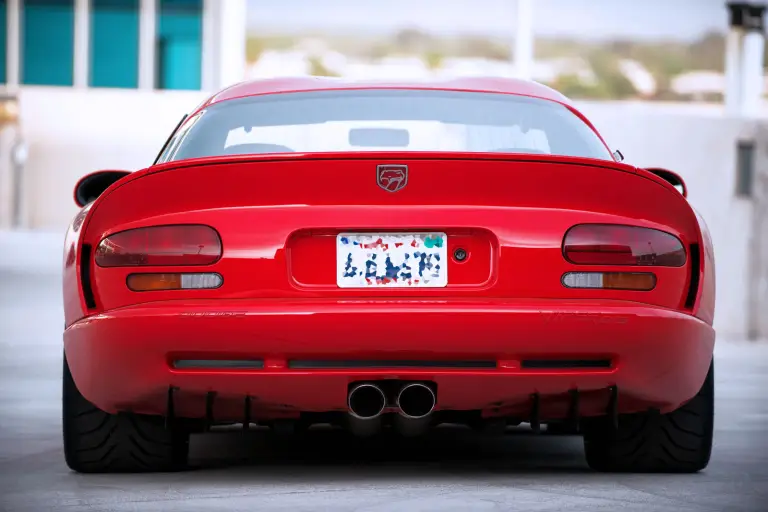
xmin=157 ymin=89 xmax=613 ymax=163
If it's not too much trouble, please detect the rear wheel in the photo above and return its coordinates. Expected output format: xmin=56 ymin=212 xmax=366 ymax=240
xmin=583 ymin=360 xmax=714 ymax=473
xmin=62 ymin=355 xmax=190 ymax=473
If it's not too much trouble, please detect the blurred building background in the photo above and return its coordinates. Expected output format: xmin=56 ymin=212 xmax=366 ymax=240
xmin=0 ymin=0 xmax=766 ymax=341
xmin=0 ymin=0 xmax=246 ymax=231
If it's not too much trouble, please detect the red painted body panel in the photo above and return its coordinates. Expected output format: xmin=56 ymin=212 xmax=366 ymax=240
xmin=74 ymin=156 xmax=697 ymax=316
xmin=62 ymin=80 xmax=716 ymax=423
xmin=64 ymin=298 xmax=714 ymax=419
xmin=692 ymin=208 xmax=716 ymax=325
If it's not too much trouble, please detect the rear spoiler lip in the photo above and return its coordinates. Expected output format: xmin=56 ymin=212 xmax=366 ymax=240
xmin=635 ymin=167 xmax=690 ymax=200
xmin=145 ymin=151 xmax=639 ymax=175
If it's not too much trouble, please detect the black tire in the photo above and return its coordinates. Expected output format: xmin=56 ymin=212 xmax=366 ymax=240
xmin=62 ymin=355 xmax=190 ymax=473
xmin=583 ymin=360 xmax=714 ymax=473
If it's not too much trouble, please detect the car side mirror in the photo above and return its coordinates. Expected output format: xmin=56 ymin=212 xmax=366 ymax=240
xmin=74 ymin=170 xmax=131 ymax=207
xmin=645 ymin=167 xmax=687 ymax=198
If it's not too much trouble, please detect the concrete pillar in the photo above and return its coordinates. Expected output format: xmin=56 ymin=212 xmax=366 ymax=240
xmin=725 ymin=29 xmax=743 ymax=115
xmin=138 ymin=0 xmax=157 ymax=90
xmin=725 ymin=2 xmax=767 ymax=117
xmin=214 ymin=0 xmax=246 ymax=89
xmin=201 ymin=0 xmax=218 ymax=91
xmin=73 ymin=0 xmax=90 ymax=88
xmin=514 ymin=0 xmax=534 ymax=80
xmin=6 ymin=0 xmax=20 ymax=88
xmin=741 ymin=30 xmax=765 ymax=114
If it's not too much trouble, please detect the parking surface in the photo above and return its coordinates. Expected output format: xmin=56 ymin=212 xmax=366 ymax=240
xmin=1 ymin=262 xmax=768 ymax=511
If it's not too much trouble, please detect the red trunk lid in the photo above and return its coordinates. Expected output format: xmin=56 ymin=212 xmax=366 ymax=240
xmin=80 ymin=153 xmax=699 ymax=314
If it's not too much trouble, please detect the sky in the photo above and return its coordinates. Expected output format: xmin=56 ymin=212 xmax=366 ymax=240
xmin=246 ymin=0 xmax=729 ymax=41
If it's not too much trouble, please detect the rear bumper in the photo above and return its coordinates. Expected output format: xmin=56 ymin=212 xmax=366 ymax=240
xmin=64 ymin=299 xmax=715 ymax=421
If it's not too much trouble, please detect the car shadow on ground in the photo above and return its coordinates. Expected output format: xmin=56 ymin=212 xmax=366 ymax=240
xmin=187 ymin=425 xmax=593 ymax=476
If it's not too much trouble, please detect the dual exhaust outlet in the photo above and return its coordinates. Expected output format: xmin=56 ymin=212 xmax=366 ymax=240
xmin=347 ymin=382 xmax=435 ymax=437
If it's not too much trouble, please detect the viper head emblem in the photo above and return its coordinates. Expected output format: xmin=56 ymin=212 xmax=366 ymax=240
xmin=376 ymin=164 xmax=408 ymax=192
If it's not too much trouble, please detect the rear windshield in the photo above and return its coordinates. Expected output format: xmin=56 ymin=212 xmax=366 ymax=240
xmin=157 ymin=89 xmax=613 ymax=163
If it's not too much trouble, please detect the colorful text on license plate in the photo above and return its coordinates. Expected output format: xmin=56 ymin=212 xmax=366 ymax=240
xmin=336 ymin=233 xmax=448 ymax=288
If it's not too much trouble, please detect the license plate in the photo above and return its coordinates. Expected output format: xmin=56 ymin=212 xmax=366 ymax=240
xmin=336 ymin=232 xmax=448 ymax=288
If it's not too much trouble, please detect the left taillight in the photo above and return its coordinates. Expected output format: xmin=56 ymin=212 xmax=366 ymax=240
xmin=562 ymin=224 xmax=686 ymax=267
xmin=95 ymin=225 xmax=222 ymax=267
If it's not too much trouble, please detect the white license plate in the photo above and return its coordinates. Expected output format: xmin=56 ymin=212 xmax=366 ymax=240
xmin=336 ymin=232 xmax=448 ymax=288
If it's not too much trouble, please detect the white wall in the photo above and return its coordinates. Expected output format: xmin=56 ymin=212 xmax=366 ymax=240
xmin=10 ymin=87 xmax=208 ymax=229
xmin=0 ymin=89 xmax=760 ymax=337
xmin=579 ymin=101 xmax=757 ymax=338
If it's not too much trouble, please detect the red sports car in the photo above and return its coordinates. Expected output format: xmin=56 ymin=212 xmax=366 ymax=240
xmin=62 ymin=77 xmax=715 ymax=474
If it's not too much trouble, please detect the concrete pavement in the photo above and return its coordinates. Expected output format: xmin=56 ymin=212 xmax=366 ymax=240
xmin=1 ymin=237 xmax=768 ymax=511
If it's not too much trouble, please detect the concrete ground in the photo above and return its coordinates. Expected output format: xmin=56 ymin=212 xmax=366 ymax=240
xmin=1 ymin=232 xmax=768 ymax=511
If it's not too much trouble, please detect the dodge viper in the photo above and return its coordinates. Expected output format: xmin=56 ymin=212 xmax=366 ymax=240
xmin=62 ymin=77 xmax=715 ymax=474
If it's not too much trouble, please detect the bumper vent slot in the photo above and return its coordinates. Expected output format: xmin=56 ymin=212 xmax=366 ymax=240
xmin=173 ymin=359 xmax=264 ymax=370
xmin=288 ymin=360 xmax=497 ymax=369
xmin=521 ymin=359 xmax=611 ymax=369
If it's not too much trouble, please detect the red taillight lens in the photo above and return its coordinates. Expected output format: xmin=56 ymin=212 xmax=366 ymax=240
xmin=563 ymin=224 xmax=686 ymax=267
xmin=95 ymin=225 xmax=221 ymax=267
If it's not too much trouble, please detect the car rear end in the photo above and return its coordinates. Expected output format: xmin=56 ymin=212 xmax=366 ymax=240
xmin=64 ymin=152 xmax=713 ymax=418
xmin=62 ymin=85 xmax=715 ymax=473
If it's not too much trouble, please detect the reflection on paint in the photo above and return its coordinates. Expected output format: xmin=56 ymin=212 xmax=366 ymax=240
xmin=336 ymin=233 xmax=448 ymax=288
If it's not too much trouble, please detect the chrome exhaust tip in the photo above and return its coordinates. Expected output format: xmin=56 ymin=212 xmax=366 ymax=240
xmin=346 ymin=383 xmax=386 ymax=437
xmin=348 ymin=383 xmax=386 ymax=420
xmin=396 ymin=383 xmax=436 ymax=419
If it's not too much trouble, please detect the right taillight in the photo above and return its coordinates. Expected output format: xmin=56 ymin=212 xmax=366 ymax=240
xmin=563 ymin=224 xmax=686 ymax=267
xmin=95 ymin=225 xmax=222 ymax=267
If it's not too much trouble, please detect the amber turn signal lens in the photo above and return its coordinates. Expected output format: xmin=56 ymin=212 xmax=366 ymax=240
xmin=562 ymin=272 xmax=656 ymax=291
xmin=127 ymin=273 xmax=222 ymax=292
xmin=127 ymin=273 xmax=181 ymax=291
xmin=603 ymin=272 xmax=656 ymax=290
